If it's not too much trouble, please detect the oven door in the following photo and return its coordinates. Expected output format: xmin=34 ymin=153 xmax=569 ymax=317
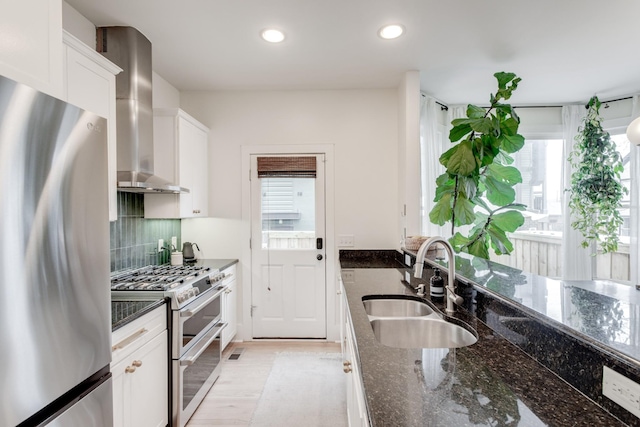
xmin=173 ymin=285 xmax=225 ymax=359
xmin=172 ymin=321 xmax=227 ymax=427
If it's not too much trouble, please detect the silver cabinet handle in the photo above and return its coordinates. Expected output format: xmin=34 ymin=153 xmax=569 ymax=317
xmin=343 ymin=360 xmax=352 ymax=373
xmin=180 ymin=322 xmax=227 ymax=366
xmin=112 ymin=328 xmax=148 ymax=351
xmin=125 ymin=366 xmax=136 ymax=374
xmin=180 ymin=286 xmax=226 ymax=318
xmin=132 ymin=360 xmax=143 ymax=367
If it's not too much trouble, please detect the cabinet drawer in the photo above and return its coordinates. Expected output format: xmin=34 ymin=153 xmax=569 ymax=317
xmin=112 ymin=305 xmax=167 ymax=366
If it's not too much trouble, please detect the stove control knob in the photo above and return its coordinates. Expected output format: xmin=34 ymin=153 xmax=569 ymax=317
xmin=193 ymin=288 xmax=200 ymax=296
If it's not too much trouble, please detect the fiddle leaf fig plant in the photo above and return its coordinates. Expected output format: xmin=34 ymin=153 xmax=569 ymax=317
xmin=429 ymin=72 xmax=526 ymax=259
xmin=567 ymin=96 xmax=627 ymax=254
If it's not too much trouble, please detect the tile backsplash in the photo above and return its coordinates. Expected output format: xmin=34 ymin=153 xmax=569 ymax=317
xmin=109 ymin=192 xmax=181 ymax=272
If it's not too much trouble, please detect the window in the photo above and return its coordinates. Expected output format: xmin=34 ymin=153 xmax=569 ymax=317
xmin=511 ymin=139 xmax=564 ymax=233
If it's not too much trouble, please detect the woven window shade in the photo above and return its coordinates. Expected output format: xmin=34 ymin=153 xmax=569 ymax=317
xmin=257 ymin=156 xmax=317 ymax=178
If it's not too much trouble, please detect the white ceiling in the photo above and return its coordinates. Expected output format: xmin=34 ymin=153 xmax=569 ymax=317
xmin=65 ymin=0 xmax=640 ymax=106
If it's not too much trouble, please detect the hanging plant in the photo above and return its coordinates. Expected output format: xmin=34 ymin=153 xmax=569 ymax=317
xmin=567 ymin=96 xmax=627 ymax=254
xmin=429 ymin=72 xmax=527 ymax=259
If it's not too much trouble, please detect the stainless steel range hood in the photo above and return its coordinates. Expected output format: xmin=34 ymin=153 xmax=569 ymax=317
xmin=97 ymin=26 xmax=188 ymax=194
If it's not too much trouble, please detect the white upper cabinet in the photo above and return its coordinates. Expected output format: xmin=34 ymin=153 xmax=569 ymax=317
xmin=0 ymin=0 xmax=63 ymax=98
xmin=62 ymin=30 xmax=122 ymax=221
xmin=145 ymin=108 xmax=210 ymax=219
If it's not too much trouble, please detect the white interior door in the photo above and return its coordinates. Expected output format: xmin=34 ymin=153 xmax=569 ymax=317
xmin=250 ymin=154 xmax=326 ymax=338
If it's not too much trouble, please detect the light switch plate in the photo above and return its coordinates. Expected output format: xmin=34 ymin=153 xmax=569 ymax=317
xmin=158 ymin=239 xmax=164 ymax=253
xmin=603 ymin=366 xmax=640 ymax=418
xmin=338 ymin=234 xmax=354 ymax=247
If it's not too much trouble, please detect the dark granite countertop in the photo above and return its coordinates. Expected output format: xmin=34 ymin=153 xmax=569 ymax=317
xmin=111 ymin=299 xmax=166 ymax=332
xmin=187 ymin=258 xmax=238 ymax=272
xmin=341 ymin=254 xmax=627 ymax=426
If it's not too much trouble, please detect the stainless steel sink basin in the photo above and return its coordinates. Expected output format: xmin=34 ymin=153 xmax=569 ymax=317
xmin=370 ymin=317 xmax=478 ymax=349
xmin=363 ymin=297 xmax=435 ymax=318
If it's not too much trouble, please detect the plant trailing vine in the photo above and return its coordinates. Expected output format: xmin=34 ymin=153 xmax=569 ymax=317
xmin=567 ymin=96 xmax=627 ymax=254
xmin=429 ymin=72 xmax=526 ymax=259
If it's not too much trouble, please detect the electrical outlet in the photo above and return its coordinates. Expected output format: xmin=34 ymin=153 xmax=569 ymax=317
xmin=404 ymin=254 xmax=412 ymax=267
xmin=603 ymin=366 xmax=640 ymax=418
xmin=338 ymin=234 xmax=355 ymax=247
xmin=171 ymin=236 xmax=177 ymax=250
xmin=158 ymin=239 xmax=164 ymax=253
xmin=342 ymin=269 xmax=355 ymax=283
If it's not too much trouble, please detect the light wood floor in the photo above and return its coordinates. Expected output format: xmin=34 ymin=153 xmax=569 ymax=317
xmin=186 ymin=341 xmax=342 ymax=427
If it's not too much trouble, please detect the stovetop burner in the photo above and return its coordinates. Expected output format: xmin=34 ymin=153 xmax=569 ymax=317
xmin=110 ymin=265 xmax=213 ymax=291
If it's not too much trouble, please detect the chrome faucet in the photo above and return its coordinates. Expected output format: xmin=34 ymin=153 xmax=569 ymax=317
xmin=413 ymin=236 xmax=463 ymax=315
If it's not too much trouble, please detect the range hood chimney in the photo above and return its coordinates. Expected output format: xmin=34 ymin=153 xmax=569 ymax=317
xmin=97 ymin=26 xmax=188 ymax=194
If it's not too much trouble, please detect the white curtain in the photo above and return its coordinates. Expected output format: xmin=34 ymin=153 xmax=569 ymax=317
xmin=630 ymin=95 xmax=640 ymax=286
xmin=561 ymin=105 xmax=592 ymax=280
xmin=419 ymin=96 xmax=447 ymax=237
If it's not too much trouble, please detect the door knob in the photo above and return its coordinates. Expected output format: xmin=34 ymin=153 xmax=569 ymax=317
xmin=317 ymin=254 xmax=323 ymax=260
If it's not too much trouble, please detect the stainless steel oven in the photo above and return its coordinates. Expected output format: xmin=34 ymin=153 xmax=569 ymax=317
xmin=173 ymin=320 xmax=226 ymax=427
xmin=111 ymin=263 xmax=230 ymax=427
xmin=172 ymin=284 xmax=227 ymax=427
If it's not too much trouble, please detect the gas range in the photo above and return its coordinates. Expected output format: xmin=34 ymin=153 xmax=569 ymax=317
xmin=111 ymin=264 xmax=223 ymax=309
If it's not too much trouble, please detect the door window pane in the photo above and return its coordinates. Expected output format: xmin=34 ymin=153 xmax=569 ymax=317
xmin=261 ymin=177 xmax=315 ymax=249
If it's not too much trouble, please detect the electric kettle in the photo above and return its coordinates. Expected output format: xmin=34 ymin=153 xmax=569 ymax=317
xmin=182 ymin=242 xmax=200 ymax=262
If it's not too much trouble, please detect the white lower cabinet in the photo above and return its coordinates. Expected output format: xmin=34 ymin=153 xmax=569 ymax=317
xmin=221 ymin=265 xmax=238 ymax=350
xmin=341 ymin=281 xmax=370 ymax=427
xmin=111 ymin=305 xmax=168 ymax=427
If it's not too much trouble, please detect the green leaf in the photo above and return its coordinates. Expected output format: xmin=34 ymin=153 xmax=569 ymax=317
xmin=446 ymin=140 xmax=477 ymax=176
xmin=495 ymin=72 xmax=517 ymax=90
xmin=491 ymin=210 xmax=525 ymax=232
xmin=486 ymin=225 xmax=514 ymax=255
xmin=434 ymin=175 xmax=455 ymax=200
xmin=500 ymin=133 xmax=525 ymax=153
xmin=467 ymin=104 xmax=485 ymax=119
xmin=500 ymin=117 xmax=520 ymax=136
xmin=429 ymin=193 xmax=453 ymax=225
xmin=458 ymin=175 xmax=478 ymax=200
xmin=469 ymin=117 xmax=495 ymax=134
xmin=439 ymin=145 xmax=458 ymax=167
xmin=494 ymin=151 xmax=514 ymax=165
xmin=449 ymin=123 xmax=472 ymax=142
xmin=486 ymin=163 xmax=522 ymax=186
xmin=450 ymin=232 xmax=470 ymax=249
xmin=467 ymin=236 xmax=490 ymax=259
xmin=484 ymin=176 xmax=516 ymax=206
xmin=453 ymin=194 xmax=477 ymax=226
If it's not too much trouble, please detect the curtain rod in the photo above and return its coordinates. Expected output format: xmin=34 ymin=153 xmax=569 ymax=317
xmin=423 ymin=94 xmax=634 ymax=110
xmin=421 ymin=93 xmax=449 ymax=111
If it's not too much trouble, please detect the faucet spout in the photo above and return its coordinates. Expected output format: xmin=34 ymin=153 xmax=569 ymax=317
xmin=413 ymin=236 xmax=459 ymax=314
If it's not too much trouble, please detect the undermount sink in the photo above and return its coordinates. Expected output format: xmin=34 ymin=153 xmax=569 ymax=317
xmin=362 ymin=296 xmax=436 ymax=319
xmin=370 ymin=317 xmax=478 ymax=349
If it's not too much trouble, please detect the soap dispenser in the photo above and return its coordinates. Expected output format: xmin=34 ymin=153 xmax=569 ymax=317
xmin=430 ymin=268 xmax=444 ymax=301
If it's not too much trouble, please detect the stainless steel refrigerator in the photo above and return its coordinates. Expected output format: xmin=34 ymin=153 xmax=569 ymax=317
xmin=0 ymin=75 xmax=113 ymax=426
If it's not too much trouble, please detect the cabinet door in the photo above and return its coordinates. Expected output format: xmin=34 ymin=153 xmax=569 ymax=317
xmin=111 ymin=357 xmax=129 ymax=427
xmin=112 ymin=330 xmax=168 ymax=427
xmin=63 ymin=32 xmax=121 ymax=221
xmin=130 ymin=331 xmax=168 ymax=427
xmin=178 ymin=116 xmax=208 ymax=218
xmin=0 ymin=0 xmax=63 ymax=98
xmin=222 ymin=279 xmax=237 ymax=349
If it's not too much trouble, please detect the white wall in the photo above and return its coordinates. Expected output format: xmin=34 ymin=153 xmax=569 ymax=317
xmin=152 ymin=72 xmax=180 ymax=108
xmin=62 ymin=2 xmax=95 ymax=46
xmin=180 ymin=89 xmax=399 ymax=250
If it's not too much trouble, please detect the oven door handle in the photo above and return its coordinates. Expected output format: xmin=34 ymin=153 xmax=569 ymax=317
xmin=180 ymin=322 xmax=228 ymax=367
xmin=180 ymin=286 xmax=226 ymax=318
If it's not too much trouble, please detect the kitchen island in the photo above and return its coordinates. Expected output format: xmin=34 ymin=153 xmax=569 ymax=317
xmin=340 ymin=250 xmax=630 ymax=426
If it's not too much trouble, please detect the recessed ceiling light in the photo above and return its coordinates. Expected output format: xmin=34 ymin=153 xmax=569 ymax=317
xmin=378 ymin=24 xmax=404 ymax=40
xmin=261 ymin=28 xmax=285 ymax=43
